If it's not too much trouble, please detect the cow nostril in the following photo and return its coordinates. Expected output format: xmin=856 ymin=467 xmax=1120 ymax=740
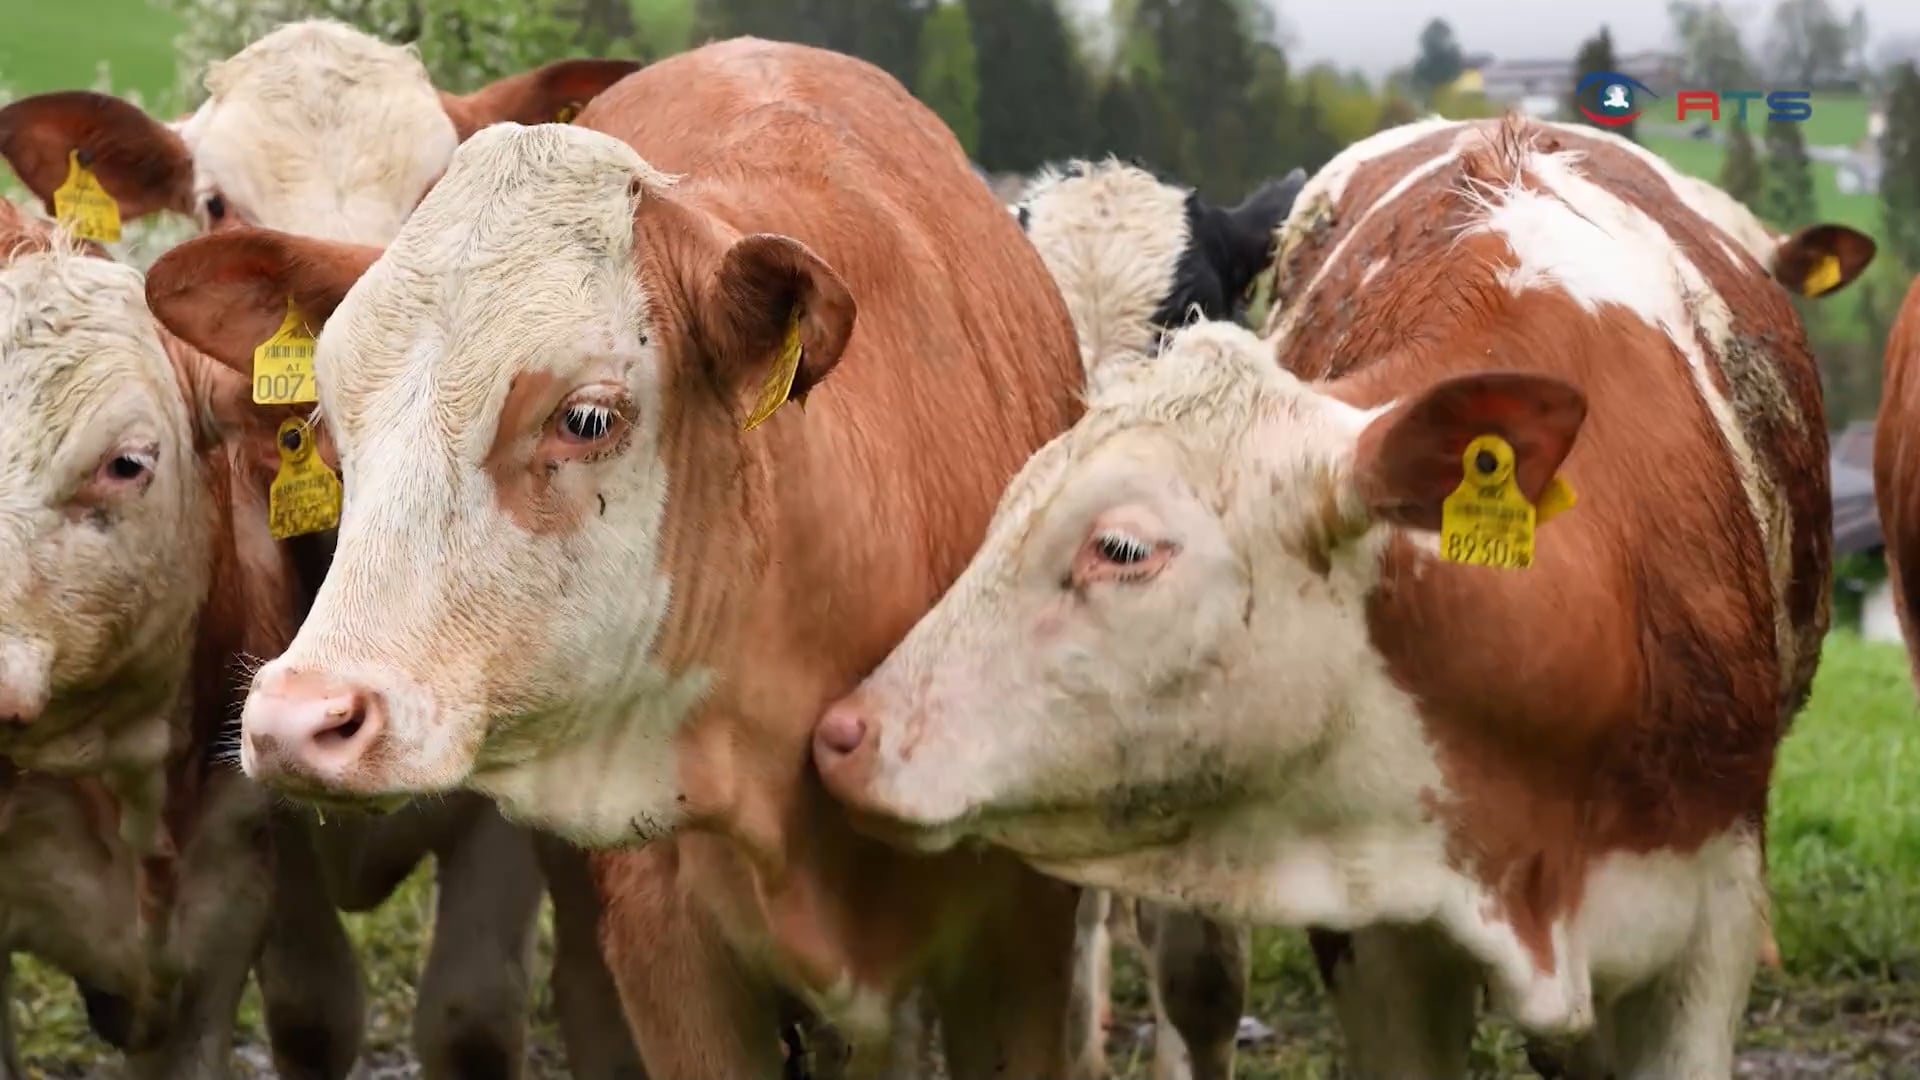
xmin=816 ymin=709 xmax=867 ymax=756
xmin=316 ymin=703 xmax=365 ymax=744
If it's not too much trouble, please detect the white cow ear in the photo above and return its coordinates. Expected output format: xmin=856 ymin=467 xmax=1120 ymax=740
xmin=1348 ymin=371 xmax=1587 ymax=531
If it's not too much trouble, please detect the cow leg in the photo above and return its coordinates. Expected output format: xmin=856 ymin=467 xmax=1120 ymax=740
xmin=413 ymin=806 xmax=545 ymax=1080
xmin=932 ymin=875 xmax=1083 ymax=1080
xmin=594 ymin=844 xmax=787 ymax=1080
xmin=1582 ymin=851 xmax=1763 ymax=1080
xmin=0 ymin=952 xmax=19 ymax=1080
xmin=1316 ymin=925 xmax=1478 ymax=1080
xmin=256 ymin=809 xmax=364 ymax=1080
xmin=532 ymin=832 xmax=648 ymax=1079
xmin=1065 ymin=889 xmax=1114 ymax=1080
xmin=1135 ymin=902 xmax=1247 ymax=1080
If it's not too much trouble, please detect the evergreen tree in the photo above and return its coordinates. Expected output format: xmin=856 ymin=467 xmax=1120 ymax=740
xmin=1130 ymin=0 xmax=1261 ymax=201
xmin=1882 ymin=61 xmax=1920 ymax=271
xmin=1409 ymin=18 xmax=1463 ymax=102
xmin=968 ymin=0 xmax=1095 ymax=173
xmin=697 ymin=0 xmax=930 ymax=86
xmin=1719 ymin=116 xmax=1763 ymax=208
xmin=1570 ymin=26 xmax=1635 ymax=141
xmin=1761 ymin=115 xmax=1816 ymax=227
xmin=915 ymin=1 xmax=981 ymax=156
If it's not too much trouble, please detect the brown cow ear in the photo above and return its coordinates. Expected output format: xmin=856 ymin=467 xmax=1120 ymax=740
xmin=0 ymin=92 xmax=195 ymax=219
xmin=1350 ymin=371 xmax=1587 ymax=532
xmin=440 ymin=58 xmax=642 ymax=139
xmin=144 ymin=226 xmax=383 ymax=377
xmin=1773 ymin=224 xmax=1876 ymax=298
xmin=696 ymin=233 xmax=857 ymax=431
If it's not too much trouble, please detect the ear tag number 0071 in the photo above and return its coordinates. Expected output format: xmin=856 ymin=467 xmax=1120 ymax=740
xmin=253 ymin=298 xmax=319 ymax=405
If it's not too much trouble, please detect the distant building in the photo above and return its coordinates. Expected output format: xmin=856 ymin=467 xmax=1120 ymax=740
xmin=1458 ymin=50 xmax=1686 ymax=119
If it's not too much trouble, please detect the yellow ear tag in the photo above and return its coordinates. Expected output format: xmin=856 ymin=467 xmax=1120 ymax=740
xmin=268 ymin=419 xmax=341 ymax=540
xmin=1439 ymin=434 xmax=1540 ymax=570
xmin=741 ymin=311 xmax=803 ymax=432
xmin=1801 ymin=253 xmax=1842 ymax=297
xmin=1535 ymin=474 xmax=1578 ymax=525
xmin=52 ymin=149 xmax=121 ymax=243
xmin=252 ymin=298 xmax=318 ymax=405
xmin=555 ymin=102 xmax=580 ymax=123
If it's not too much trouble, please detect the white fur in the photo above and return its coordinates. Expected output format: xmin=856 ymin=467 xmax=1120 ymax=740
xmin=174 ymin=20 xmax=460 ymax=243
xmin=1014 ymin=160 xmax=1189 ymax=380
xmin=241 ymin=125 xmax=706 ymax=846
xmin=0 ymin=229 xmax=208 ymax=779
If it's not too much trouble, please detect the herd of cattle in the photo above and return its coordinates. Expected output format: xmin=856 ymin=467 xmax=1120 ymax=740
xmin=0 ymin=15 xmax=1914 ymax=1080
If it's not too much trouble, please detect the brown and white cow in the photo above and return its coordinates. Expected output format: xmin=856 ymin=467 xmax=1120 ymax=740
xmin=0 ymin=18 xmax=637 ymax=245
xmin=1873 ymin=277 xmax=1920 ymax=684
xmin=0 ymin=197 xmax=336 ymax=1077
xmin=3 ymin=21 xmax=646 ymax=1078
xmin=810 ymin=115 xmax=1843 ymax=1078
xmin=142 ymin=37 xmax=1093 ymax=1079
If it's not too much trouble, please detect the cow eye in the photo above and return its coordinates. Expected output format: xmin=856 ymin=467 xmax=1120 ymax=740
xmin=106 ymin=454 xmax=150 ymax=481
xmin=1094 ymin=530 xmax=1152 ymax=565
xmin=560 ymin=403 xmax=614 ymax=443
xmin=204 ymin=194 xmax=226 ymax=221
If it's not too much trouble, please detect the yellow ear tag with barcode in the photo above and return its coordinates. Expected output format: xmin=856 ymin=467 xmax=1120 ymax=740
xmin=268 ymin=419 xmax=341 ymax=540
xmin=252 ymin=298 xmax=318 ymax=405
xmin=741 ymin=310 xmax=803 ymax=432
xmin=1801 ymin=253 xmax=1842 ymax=297
xmin=1438 ymin=434 xmax=1555 ymax=570
xmin=53 ymin=150 xmax=121 ymax=243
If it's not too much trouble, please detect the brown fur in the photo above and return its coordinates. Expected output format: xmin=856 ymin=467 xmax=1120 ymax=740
xmin=1272 ymin=116 xmax=1826 ymax=971
xmin=1875 ymin=275 xmax=1920 ymax=684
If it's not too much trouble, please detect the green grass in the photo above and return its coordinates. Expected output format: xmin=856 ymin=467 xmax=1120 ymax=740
xmin=13 ymin=633 xmax=1917 ymax=1076
xmin=0 ymin=0 xmax=182 ymax=106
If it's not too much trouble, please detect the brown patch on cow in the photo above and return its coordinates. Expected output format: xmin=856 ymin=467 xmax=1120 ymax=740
xmin=439 ymin=59 xmax=642 ymax=141
xmin=1280 ymin=116 xmax=1808 ymax=973
xmin=1876 ymin=275 xmax=1920 ymax=687
xmin=0 ymin=91 xmax=195 ymax=219
xmin=483 ymin=369 xmax=589 ymax=535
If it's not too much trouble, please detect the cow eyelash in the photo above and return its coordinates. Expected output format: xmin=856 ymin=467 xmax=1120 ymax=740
xmin=560 ymin=403 xmax=615 ymax=442
xmin=1093 ymin=530 xmax=1153 ymax=565
xmin=105 ymin=453 xmax=152 ymax=480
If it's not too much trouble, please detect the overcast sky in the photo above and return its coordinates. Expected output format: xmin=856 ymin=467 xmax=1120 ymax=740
xmin=1066 ymin=0 xmax=1920 ymax=80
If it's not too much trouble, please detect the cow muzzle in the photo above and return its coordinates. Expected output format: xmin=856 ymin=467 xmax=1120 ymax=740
xmin=812 ymin=696 xmax=971 ymax=854
xmin=241 ymin=667 xmax=392 ymax=794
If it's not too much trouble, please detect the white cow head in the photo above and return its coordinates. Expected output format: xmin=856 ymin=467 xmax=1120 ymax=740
xmin=0 ymin=19 xmax=638 ymax=245
xmin=0 ymin=202 xmax=289 ymax=770
xmin=811 ymin=321 xmax=1587 ymax=863
xmin=143 ymin=124 xmax=859 ymax=845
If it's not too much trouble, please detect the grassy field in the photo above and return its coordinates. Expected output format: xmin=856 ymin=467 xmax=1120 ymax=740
xmin=0 ymin=0 xmax=181 ymax=105
xmin=12 ymin=632 xmax=1918 ymax=1076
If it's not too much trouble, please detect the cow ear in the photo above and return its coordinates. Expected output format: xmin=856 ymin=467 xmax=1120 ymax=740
xmin=696 ymin=233 xmax=857 ymax=431
xmin=1350 ymin=371 xmax=1587 ymax=531
xmin=144 ymin=226 xmax=382 ymax=377
xmin=1773 ymin=224 xmax=1875 ymax=298
xmin=440 ymin=58 xmax=642 ymax=139
xmin=1220 ymin=167 xmax=1304 ymax=282
xmin=0 ymin=91 xmax=196 ymax=219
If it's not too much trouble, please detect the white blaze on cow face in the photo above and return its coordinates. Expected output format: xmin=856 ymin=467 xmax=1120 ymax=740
xmin=0 ymin=233 xmax=210 ymax=774
xmin=173 ymin=20 xmax=459 ymax=243
xmin=237 ymin=124 xmax=699 ymax=845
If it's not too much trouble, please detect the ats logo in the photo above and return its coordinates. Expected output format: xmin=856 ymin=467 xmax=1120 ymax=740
xmin=1574 ymin=70 xmax=1813 ymax=125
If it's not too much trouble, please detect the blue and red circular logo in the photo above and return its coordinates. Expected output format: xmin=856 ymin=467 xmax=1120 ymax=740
xmin=1575 ymin=71 xmax=1658 ymax=126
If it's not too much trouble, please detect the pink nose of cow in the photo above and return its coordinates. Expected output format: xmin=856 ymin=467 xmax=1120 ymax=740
xmin=812 ymin=699 xmax=878 ymax=797
xmin=0 ymin=681 xmax=47 ymax=725
xmin=245 ymin=670 xmax=387 ymax=785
